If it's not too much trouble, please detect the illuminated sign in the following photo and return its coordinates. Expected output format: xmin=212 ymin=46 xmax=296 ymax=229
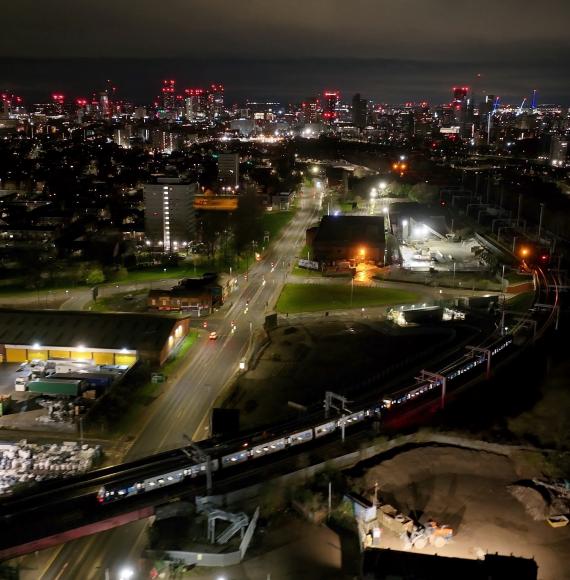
xmin=194 ymin=196 xmax=238 ymax=211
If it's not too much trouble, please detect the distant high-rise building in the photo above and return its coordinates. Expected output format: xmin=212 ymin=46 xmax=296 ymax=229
xmin=207 ymin=84 xmax=224 ymax=119
xmin=352 ymin=93 xmax=368 ymax=129
xmin=323 ymin=90 xmax=340 ymax=123
xmin=453 ymin=86 xmax=468 ymax=103
xmin=161 ymin=79 xmax=176 ymax=111
xmin=451 ymin=86 xmax=473 ymax=137
xmin=217 ymin=153 xmax=240 ymax=189
xmin=143 ymin=177 xmax=197 ymax=252
xmin=550 ymin=135 xmax=568 ymax=165
xmin=184 ymin=88 xmax=207 ymax=120
xmin=302 ymin=97 xmax=321 ymax=123
xmin=99 ymin=91 xmax=110 ymax=119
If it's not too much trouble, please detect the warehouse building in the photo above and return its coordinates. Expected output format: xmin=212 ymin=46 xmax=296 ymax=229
xmin=307 ymin=215 xmax=386 ymax=264
xmin=0 ymin=309 xmax=191 ymax=367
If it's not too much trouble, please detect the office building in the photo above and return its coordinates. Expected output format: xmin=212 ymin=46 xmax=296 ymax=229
xmin=143 ymin=177 xmax=197 ymax=252
xmin=217 ymin=153 xmax=240 ymax=189
xmin=161 ymin=79 xmax=176 ymax=112
xmin=550 ymin=135 xmax=568 ymax=165
xmin=207 ymin=83 xmax=224 ymax=119
xmin=302 ymin=97 xmax=321 ymax=124
xmin=352 ymin=93 xmax=368 ymax=129
xmin=184 ymin=88 xmax=207 ymax=120
xmin=323 ymin=90 xmax=340 ymax=123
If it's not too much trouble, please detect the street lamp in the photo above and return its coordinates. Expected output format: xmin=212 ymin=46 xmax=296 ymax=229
xmin=119 ymin=568 xmax=134 ymax=580
xmin=379 ymin=181 xmax=387 ymax=195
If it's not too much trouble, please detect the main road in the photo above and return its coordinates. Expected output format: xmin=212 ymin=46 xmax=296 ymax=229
xmin=31 ymin=186 xmax=322 ymax=580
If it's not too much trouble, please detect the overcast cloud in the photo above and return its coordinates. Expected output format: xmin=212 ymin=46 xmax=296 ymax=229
xmin=2 ymin=0 xmax=569 ymax=103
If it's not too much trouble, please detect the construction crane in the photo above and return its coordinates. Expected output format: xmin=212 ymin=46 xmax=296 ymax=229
xmin=531 ymin=89 xmax=538 ymax=110
xmin=487 ymin=96 xmax=501 ymax=145
xmin=517 ymin=97 xmax=527 ymax=116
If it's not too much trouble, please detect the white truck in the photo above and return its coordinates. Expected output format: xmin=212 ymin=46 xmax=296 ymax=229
xmin=15 ymin=373 xmax=31 ymax=391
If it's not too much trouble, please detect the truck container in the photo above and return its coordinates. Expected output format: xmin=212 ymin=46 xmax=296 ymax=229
xmin=27 ymin=379 xmax=83 ymax=397
xmin=48 ymin=372 xmax=113 ymax=390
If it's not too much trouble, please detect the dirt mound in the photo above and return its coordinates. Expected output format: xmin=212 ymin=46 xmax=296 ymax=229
xmin=360 ymin=446 xmax=516 ymax=492
xmin=508 ymin=485 xmax=549 ymax=520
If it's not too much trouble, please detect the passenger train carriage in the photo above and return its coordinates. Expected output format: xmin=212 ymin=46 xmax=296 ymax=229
xmin=97 ymin=334 xmax=513 ymax=503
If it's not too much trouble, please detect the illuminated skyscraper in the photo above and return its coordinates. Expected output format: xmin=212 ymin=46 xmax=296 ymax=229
xmin=161 ymin=79 xmax=176 ymax=111
xmin=184 ymin=88 xmax=207 ymax=120
xmin=302 ymin=97 xmax=321 ymax=123
xmin=323 ymin=90 xmax=340 ymax=123
xmin=217 ymin=153 xmax=239 ymax=189
xmin=207 ymin=83 xmax=224 ymax=119
xmin=144 ymin=178 xmax=197 ymax=252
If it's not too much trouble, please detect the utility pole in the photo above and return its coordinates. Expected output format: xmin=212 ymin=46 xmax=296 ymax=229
xmin=517 ymin=194 xmax=523 ymax=226
xmin=350 ymin=277 xmax=354 ymax=307
xmin=418 ymin=370 xmax=447 ymax=409
xmin=538 ymin=203 xmax=545 ymax=241
xmin=182 ymin=435 xmax=212 ymax=495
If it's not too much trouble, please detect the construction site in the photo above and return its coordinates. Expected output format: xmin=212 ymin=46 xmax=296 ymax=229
xmin=345 ymin=443 xmax=570 ymax=580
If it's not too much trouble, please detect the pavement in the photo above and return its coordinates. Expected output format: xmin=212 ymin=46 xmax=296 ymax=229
xmin=17 ymin=186 xmax=323 ymax=580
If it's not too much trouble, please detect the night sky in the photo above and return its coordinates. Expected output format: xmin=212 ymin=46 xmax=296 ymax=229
xmin=2 ymin=0 xmax=569 ymax=105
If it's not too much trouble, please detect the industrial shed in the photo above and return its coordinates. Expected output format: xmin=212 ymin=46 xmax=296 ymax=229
xmin=308 ymin=215 xmax=386 ymax=264
xmin=0 ymin=309 xmax=191 ymax=367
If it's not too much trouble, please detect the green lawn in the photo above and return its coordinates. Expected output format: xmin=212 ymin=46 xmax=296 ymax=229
xmin=123 ymin=264 xmax=212 ymax=283
xmin=260 ymin=210 xmax=294 ymax=243
xmin=85 ymin=290 xmax=149 ymax=313
xmin=276 ymin=283 xmax=421 ymax=313
xmin=291 ymin=265 xmax=322 ymax=277
xmin=161 ymin=331 xmax=200 ymax=376
xmin=104 ymin=331 xmax=200 ymax=437
xmin=507 ymin=291 xmax=534 ymax=312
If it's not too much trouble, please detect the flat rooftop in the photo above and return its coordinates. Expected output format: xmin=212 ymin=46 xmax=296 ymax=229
xmin=0 ymin=309 xmax=184 ymax=352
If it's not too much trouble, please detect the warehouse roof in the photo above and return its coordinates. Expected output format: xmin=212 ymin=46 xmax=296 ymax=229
xmin=0 ymin=309 xmax=185 ymax=352
xmin=314 ymin=215 xmax=385 ymax=245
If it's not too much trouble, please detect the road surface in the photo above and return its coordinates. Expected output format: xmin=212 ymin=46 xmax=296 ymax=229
xmin=28 ymin=186 xmax=322 ymax=580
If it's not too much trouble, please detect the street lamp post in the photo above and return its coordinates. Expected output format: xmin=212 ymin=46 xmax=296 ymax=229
xmin=350 ymin=277 xmax=354 ymax=307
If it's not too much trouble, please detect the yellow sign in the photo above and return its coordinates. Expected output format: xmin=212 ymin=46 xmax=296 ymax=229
xmin=194 ymin=196 xmax=238 ymax=211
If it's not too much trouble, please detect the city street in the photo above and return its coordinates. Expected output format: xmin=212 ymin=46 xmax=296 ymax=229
xmin=26 ymin=186 xmax=322 ymax=580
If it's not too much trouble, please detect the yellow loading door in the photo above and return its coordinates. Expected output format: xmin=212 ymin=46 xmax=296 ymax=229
xmin=70 ymin=351 xmax=93 ymax=361
xmin=49 ymin=350 xmax=71 ymax=359
xmin=6 ymin=348 xmax=28 ymax=363
xmin=93 ymin=352 xmax=114 ymax=365
xmin=27 ymin=349 xmax=48 ymax=360
xmin=114 ymin=353 xmax=137 ymax=366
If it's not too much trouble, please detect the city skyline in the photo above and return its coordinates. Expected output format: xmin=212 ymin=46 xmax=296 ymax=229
xmin=2 ymin=56 xmax=569 ymax=107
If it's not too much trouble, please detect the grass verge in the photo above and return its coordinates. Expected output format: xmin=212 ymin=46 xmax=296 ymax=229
xmin=89 ymin=331 xmax=200 ymax=437
xmin=276 ymin=283 xmax=421 ymax=313
xmin=506 ymin=291 xmax=534 ymax=312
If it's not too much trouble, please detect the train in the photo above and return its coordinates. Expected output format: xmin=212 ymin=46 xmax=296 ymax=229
xmin=97 ymin=333 xmax=514 ymax=504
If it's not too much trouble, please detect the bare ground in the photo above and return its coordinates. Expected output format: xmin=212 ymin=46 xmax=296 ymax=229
xmin=354 ymin=445 xmax=570 ymax=580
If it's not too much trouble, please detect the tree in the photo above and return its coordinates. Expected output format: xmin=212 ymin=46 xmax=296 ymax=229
xmin=233 ymin=188 xmax=263 ymax=255
xmin=409 ymin=183 xmax=438 ymax=204
xmin=85 ymin=266 xmax=105 ymax=285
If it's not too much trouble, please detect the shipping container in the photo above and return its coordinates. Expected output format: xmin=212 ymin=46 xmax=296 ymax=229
xmin=48 ymin=372 xmax=113 ymax=390
xmin=27 ymin=379 xmax=83 ymax=397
